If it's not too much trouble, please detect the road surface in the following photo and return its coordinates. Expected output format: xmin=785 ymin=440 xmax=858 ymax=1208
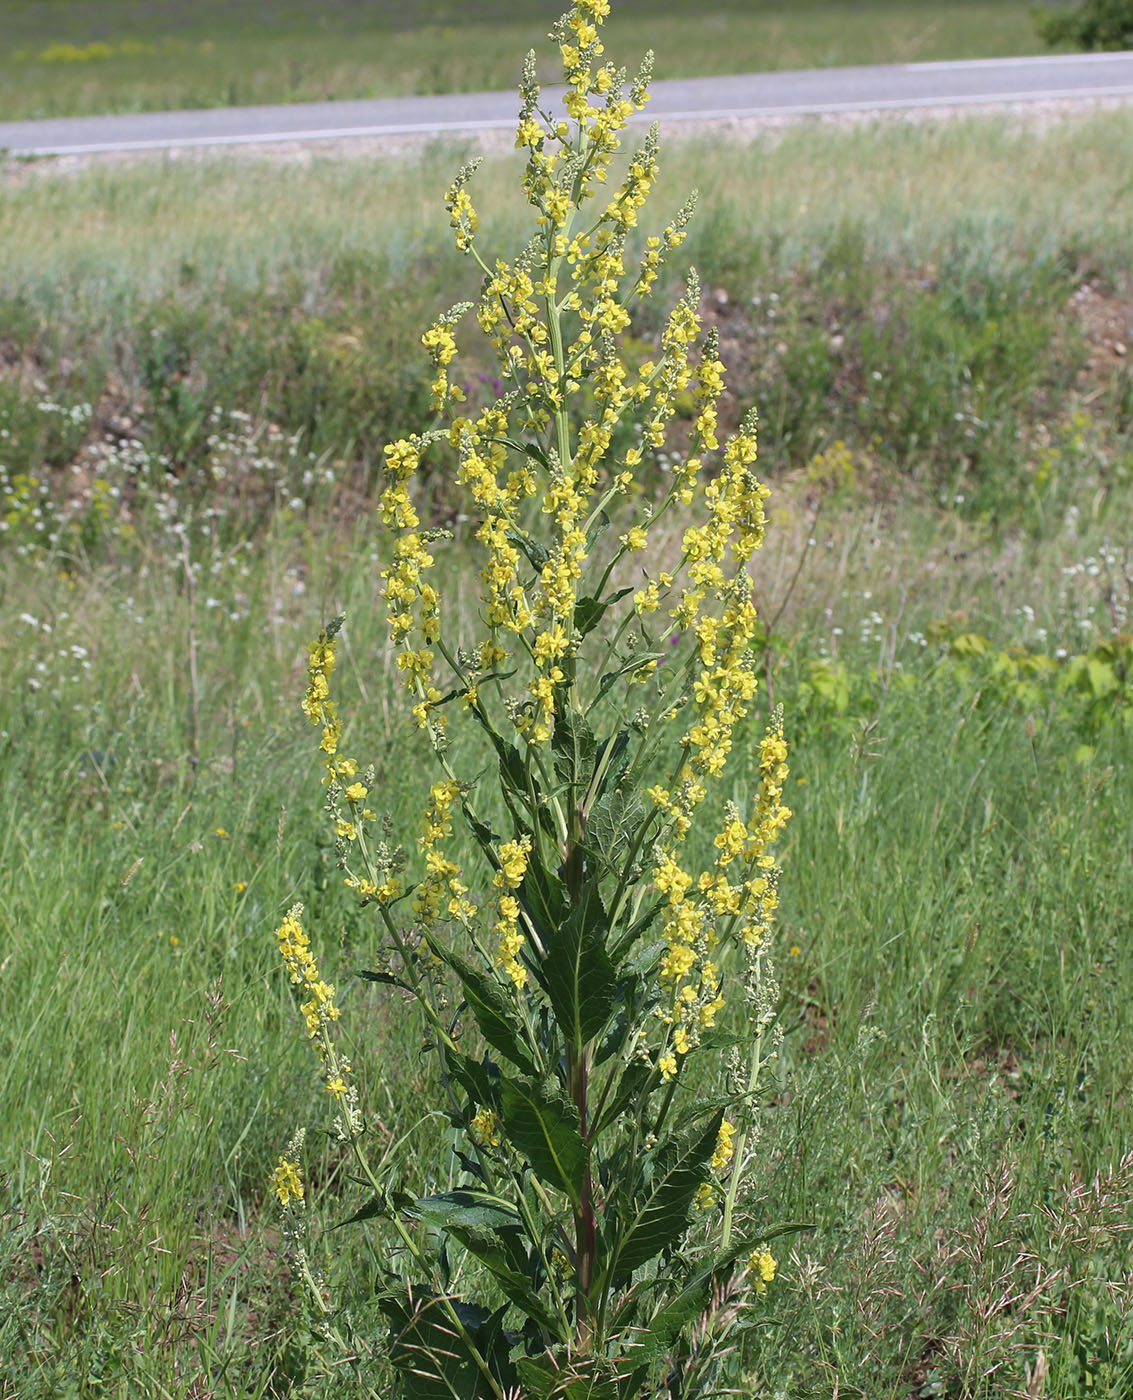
xmin=2 ymin=51 xmax=1132 ymax=156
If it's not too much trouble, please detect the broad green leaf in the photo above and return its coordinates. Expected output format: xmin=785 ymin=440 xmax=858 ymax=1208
xmin=440 ymin=1046 xmax=494 ymax=1107
xmin=379 ymin=1292 xmax=509 ymax=1400
xmin=335 ymin=1194 xmax=389 ymax=1228
xmin=446 ymin=1223 xmax=564 ymax=1337
xmin=499 ymin=1073 xmax=586 ymax=1207
xmin=514 ymin=1357 xmax=622 ymax=1400
xmin=516 ymin=850 xmax=568 ymax=951
xmin=551 ymin=708 xmax=597 ymax=791
xmin=574 ymin=587 xmax=633 ymax=641
xmin=542 ymin=878 xmax=618 ymax=1050
xmin=430 ymin=940 xmax=537 ymax=1076
xmin=506 ymin=527 xmax=550 ymax=572
xmin=584 ymin=787 xmax=644 ymax=871
xmin=631 ymin=1221 xmax=813 ymax=1367
xmin=608 ymin=1110 xmax=723 ymax=1284
xmin=410 ymin=1190 xmax=525 ymax=1235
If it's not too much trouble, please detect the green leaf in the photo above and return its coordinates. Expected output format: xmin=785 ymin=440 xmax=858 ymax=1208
xmin=584 ymin=787 xmax=644 ymax=872
xmin=514 ymin=1358 xmax=622 ymax=1400
xmin=440 ymin=1046 xmax=495 ymax=1108
xmin=356 ymin=968 xmax=411 ymax=991
xmin=1086 ymin=655 xmax=1119 ymax=697
xmin=505 ymin=527 xmax=550 ymax=573
xmin=410 ymin=1190 xmax=525 ymax=1234
xmin=552 ymin=708 xmax=598 ymax=792
xmin=516 ymin=851 xmax=568 ymax=951
xmin=430 ymin=940 xmax=538 ymax=1076
xmin=574 ymin=587 xmax=633 ymax=640
xmin=542 ymin=878 xmax=618 ymax=1050
xmin=608 ymin=1110 xmax=724 ymax=1284
xmin=632 ymin=1221 xmax=813 ymax=1367
xmin=379 ymin=1291 xmax=507 ymax=1400
xmin=446 ymin=1224 xmax=564 ymax=1337
xmin=584 ymin=510 xmax=611 ymax=550
xmin=335 ymin=1194 xmax=389 ymax=1228
xmin=499 ymin=1073 xmax=586 ymax=1207
xmin=596 ymin=653 xmax=666 ymax=703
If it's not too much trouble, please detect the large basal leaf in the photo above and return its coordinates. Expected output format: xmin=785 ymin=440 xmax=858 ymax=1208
xmin=380 ymin=1292 xmax=515 ymax=1400
xmin=499 ymin=1073 xmax=586 ymax=1208
xmin=446 ymin=1223 xmax=564 ymax=1338
xmin=514 ymin=1356 xmax=626 ymax=1400
xmin=542 ymin=878 xmax=618 ymax=1050
xmin=608 ymin=1109 xmax=724 ymax=1284
xmin=430 ymin=940 xmax=537 ymax=1076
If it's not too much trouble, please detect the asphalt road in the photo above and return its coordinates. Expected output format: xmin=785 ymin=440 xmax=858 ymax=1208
xmin=3 ymin=51 xmax=1132 ymax=156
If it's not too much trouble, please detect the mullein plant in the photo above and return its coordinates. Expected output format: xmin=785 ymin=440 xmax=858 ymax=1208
xmin=271 ymin=3 xmax=795 ymax=1394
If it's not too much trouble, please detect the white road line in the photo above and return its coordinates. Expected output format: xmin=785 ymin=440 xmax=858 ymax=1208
xmin=908 ymin=51 xmax=1133 ymax=71
xmin=21 ymin=84 xmax=1133 ymax=157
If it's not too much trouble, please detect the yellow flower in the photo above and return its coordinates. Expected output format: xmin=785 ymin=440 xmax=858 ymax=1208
xmin=344 ymin=782 xmax=368 ymax=802
xmin=711 ymin=1118 xmax=736 ymax=1170
xmin=270 ymin=1157 xmax=304 ymax=1207
xmin=747 ymin=1247 xmax=777 ymax=1296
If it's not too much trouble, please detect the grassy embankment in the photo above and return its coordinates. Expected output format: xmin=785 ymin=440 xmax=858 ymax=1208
xmin=1 ymin=112 xmax=1132 ymax=1396
xmin=2 ymin=0 xmax=1076 ymax=121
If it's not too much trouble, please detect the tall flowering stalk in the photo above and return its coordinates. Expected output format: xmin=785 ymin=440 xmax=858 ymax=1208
xmin=272 ymin=3 xmax=796 ymax=1394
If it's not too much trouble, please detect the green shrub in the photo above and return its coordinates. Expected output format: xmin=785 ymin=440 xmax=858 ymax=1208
xmin=1036 ymin=0 xmax=1133 ymax=49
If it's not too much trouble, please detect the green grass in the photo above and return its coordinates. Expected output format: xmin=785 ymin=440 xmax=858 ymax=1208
xmin=1 ymin=107 xmax=1132 ymax=1396
xmin=1 ymin=0 xmax=1076 ymax=121
xmin=3 ymin=112 xmax=1131 ymax=518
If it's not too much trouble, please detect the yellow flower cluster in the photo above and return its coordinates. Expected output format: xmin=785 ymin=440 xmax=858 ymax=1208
xmin=470 ymin=1108 xmax=502 ymax=1149
xmin=493 ymin=835 xmax=532 ymax=988
xmin=422 ymin=302 xmax=472 ymax=413
xmin=275 ymin=904 xmax=340 ymax=1037
xmin=445 ymin=159 xmax=481 ymax=253
xmin=378 ymin=436 xmax=448 ymax=732
xmin=650 ymin=713 xmax=790 ymax=1078
xmin=710 ymin=1118 xmax=736 ymax=1171
xmin=413 ymin=780 xmax=473 ymax=924
xmin=270 ymin=1156 xmax=304 ymax=1207
xmin=301 ymin=622 xmax=342 ymax=766
xmin=747 ymin=1246 xmax=778 ymax=1296
xmin=273 ymin=905 xmax=360 ymax=1136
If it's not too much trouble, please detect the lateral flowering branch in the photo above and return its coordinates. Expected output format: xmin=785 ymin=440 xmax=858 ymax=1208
xmin=272 ymin=3 xmax=797 ymax=1395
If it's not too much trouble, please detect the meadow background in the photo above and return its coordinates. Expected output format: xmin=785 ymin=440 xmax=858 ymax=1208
xmin=2 ymin=2 xmax=1132 ymax=1397
xmin=1 ymin=0 xmax=1083 ymax=120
